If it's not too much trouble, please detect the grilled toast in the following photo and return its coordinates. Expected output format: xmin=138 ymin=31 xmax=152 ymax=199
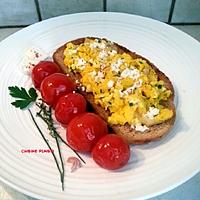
xmin=53 ymin=37 xmax=176 ymax=144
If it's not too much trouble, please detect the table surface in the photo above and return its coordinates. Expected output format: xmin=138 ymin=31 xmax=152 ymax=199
xmin=0 ymin=25 xmax=200 ymax=200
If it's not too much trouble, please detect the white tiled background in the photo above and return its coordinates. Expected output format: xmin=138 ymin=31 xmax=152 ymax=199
xmin=107 ymin=0 xmax=172 ymax=22
xmin=0 ymin=0 xmax=200 ymax=200
xmin=0 ymin=0 xmax=200 ymax=25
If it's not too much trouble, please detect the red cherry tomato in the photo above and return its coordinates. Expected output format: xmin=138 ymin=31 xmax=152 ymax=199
xmin=40 ymin=73 xmax=75 ymax=107
xmin=92 ymin=134 xmax=130 ymax=170
xmin=55 ymin=93 xmax=87 ymax=126
xmin=32 ymin=61 xmax=61 ymax=89
xmin=67 ymin=113 xmax=108 ymax=152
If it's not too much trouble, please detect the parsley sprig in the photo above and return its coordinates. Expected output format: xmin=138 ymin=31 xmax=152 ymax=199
xmin=8 ymin=86 xmax=37 ymax=109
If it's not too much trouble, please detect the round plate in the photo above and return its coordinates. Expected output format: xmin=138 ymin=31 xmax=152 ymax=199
xmin=0 ymin=12 xmax=200 ymax=200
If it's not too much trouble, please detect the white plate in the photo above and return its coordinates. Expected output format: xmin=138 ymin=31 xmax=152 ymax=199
xmin=0 ymin=12 xmax=200 ymax=200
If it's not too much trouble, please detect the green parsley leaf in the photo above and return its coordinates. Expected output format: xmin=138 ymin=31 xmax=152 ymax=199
xmin=28 ymin=87 xmax=38 ymax=99
xmin=8 ymin=86 xmax=38 ymax=109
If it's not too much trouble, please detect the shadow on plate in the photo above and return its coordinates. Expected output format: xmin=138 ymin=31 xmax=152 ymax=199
xmin=136 ymin=86 xmax=189 ymax=150
xmin=111 ymin=148 xmax=145 ymax=173
xmin=137 ymin=109 xmax=189 ymax=150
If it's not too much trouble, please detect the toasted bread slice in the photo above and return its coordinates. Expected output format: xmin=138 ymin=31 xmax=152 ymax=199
xmin=53 ymin=37 xmax=176 ymax=144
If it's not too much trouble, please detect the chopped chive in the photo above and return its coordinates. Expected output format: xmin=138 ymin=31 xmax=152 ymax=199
xmin=129 ymin=102 xmax=134 ymax=106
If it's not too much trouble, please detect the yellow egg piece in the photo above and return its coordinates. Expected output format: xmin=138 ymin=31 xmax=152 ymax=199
xmin=63 ymin=39 xmax=173 ymax=127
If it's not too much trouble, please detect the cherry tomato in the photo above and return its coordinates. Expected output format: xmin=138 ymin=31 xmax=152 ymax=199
xmin=67 ymin=113 xmax=108 ymax=152
xmin=55 ymin=93 xmax=87 ymax=126
xmin=32 ymin=61 xmax=61 ymax=89
xmin=92 ymin=134 xmax=130 ymax=170
xmin=40 ymin=73 xmax=75 ymax=107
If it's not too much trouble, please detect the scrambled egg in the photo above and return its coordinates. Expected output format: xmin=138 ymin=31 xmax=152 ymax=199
xmin=63 ymin=38 xmax=173 ymax=131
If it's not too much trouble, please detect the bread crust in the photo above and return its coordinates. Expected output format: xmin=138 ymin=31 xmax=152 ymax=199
xmin=53 ymin=37 xmax=176 ymax=144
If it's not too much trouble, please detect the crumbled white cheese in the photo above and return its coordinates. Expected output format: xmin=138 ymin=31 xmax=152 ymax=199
xmin=122 ymin=79 xmax=143 ymax=96
xmin=121 ymin=68 xmax=140 ymax=80
xmin=98 ymin=71 xmax=104 ymax=78
xmin=68 ymin=49 xmax=77 ymax=54
xmin=107 ymin=80 xmax=114 ymax=89
xmin=81 ymin=86 xmax=85 ymax=91
xmin=99 ymin=50 xmax=108 ymax=59
xmin=94 ymin=71 xmax=104 ymax=82
xmin=118 ymin=90 xmax=123 ymax=98
xmin=76 ymin=58 xmax=86 ymax=70
xmin=108 ymin=50 xmax=117 ymax=56
xmin=111 ymin=59 xmax=123 ymax=73
xmin=21 ymin=47 xmax=47 ymax=75
xmin=77 ymin=58 xmax=86 ymax=66
xmin=89 ymin=71 xmax=97 ymax=77
xmin=25 ymin=48 xmax=38 ymax=58
xmin=100 ymin=63 xmax=106 ymax=69
xmin=145 ymin=107 xmax=160 ymax=119
xmin=90 ymin=41 xmax=106 ymax=49
xmin=135 ymin=124 xmax=149 ymax=132
xmin=135 ymin=79 xmax=143 ymax=88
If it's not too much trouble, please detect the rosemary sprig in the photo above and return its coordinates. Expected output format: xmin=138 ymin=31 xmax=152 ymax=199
xmin=56 ymin=130 xmax=86 ymax=164
xmin=36 ymin=101 xmax=86 ymax=164
xmin=36 ymin=103 xmax=57 ymax=138
xmin=55 ymin=136 xmax=65 ymax=190
xmin=28 ymin=109 xmax=64 ymax=190
xmin=36 ymin=102 xmax=65 ymax=190
xmin=35 ymin=101 xmax=86 ymax=190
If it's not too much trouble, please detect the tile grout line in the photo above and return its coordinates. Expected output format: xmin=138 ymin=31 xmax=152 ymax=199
xmin=103 ymin=0 xmax=107 ymax=12
xmin=0 ymin=25 xmax=28 ymax=29
xmin=0 ymin=22 xmax=200 ymax=29
xmin=170 ymin=22 xmax=200 ymax=25
xmin=34 ymin=0 xmax=42 ymax=21
xmin=0 ymin=22 xmax=198 ymax=27
xmin=168 ymin=0 xmax=176 ymax=24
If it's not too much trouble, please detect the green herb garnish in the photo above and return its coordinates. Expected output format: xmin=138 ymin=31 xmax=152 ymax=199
xmin=28 ymin=108 xmax=65 ymax=189
xmin=9 ymin=86 xmax=85 ymax=191
xmin=36 ymin=101 xmax=85 ymax=164
xmin=8 ymin=86 xmax=37 ymax=109
xmin=117 ymin=71 xmax=121 ymax=76
xmin=129 ymin=102 xmax=134 ymax=106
